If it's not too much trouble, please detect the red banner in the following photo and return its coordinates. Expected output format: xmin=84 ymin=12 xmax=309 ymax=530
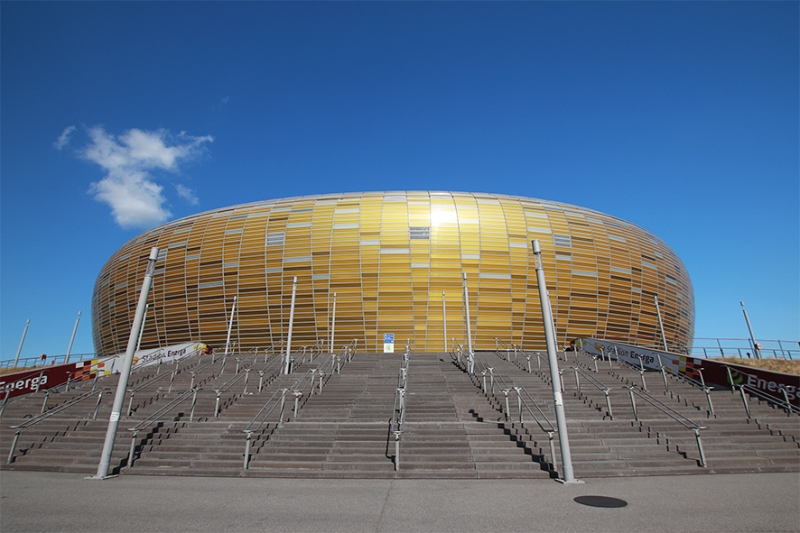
xmin=0 ymin=359 xmax=108 ymax=399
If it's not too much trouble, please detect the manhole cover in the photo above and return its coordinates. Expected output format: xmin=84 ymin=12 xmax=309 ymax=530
xmin=574 ymin=495 xmax=628 ymax=508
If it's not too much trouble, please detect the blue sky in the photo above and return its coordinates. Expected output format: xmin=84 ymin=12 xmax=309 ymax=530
xmin=2 ymin=2 xmax=798 ymax=361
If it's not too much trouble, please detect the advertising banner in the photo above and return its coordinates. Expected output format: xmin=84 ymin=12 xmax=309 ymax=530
xmin=576 ymin=338 xmax=799 ymax=407
xmin=0 ymin=357 xmax=113 ymax=399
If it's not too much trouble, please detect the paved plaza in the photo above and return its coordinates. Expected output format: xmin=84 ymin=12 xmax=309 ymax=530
xmin=1 ymin=471 xmax=798 ymax=532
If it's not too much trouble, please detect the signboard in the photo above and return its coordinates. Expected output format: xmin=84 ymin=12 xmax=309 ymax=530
xmin=383 ymin=333 xmax=394 ymax=354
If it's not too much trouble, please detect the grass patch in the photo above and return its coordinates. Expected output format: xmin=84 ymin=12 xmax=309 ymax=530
xmin=715 ymin=358 xmax=800 ymax=376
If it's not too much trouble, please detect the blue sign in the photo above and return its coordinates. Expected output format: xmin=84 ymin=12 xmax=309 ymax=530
xmin=384 ymin=333 xmax=394 ymax=344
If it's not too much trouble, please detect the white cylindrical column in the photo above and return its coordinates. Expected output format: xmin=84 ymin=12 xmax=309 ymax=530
xmin=284 ymin=277 xmax=298 ymax=374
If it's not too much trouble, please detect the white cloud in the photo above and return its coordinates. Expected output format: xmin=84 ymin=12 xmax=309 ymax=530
xmin=81 ymin=126 xmax=213 ymax=229
xmin=54 ymin=126 xmax=76 ymax=150
xmin=175 ymin=183 xmax=199 ymax=205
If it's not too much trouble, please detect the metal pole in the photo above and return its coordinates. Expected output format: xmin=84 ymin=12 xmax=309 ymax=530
xmin=136 ymin=305 xmax=149 ymax=354
xmin=284 ymin=277 xmax=298 ymax=374
xmin=532 ymin=240 xmax=578 ymax=483
xmin=13 ymin=320 xmax=30 ymax=368
xmin=740 ymin=302 xmax=762 ymax=359
xmin=442 ymin=291 xmax=447 ymax=353
xmin=329 ymin=293 xmax=337 ymax=354
xmin=654 ymin=295 xmax=668 ymax=352
xmin=65 ymin=311 xmax=82 ymax=364
xmin=463 ymin=273 xmax=473 ymax=356
xmin=90 ymin=246 xmax=159 ymax=480
xmin=224 ymin=296 xmax=238 ymax=357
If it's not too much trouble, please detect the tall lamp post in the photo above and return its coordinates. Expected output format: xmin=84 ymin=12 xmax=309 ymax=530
xmin=532 ymin=240 xmax=580 ymax=484
xmin=740 ymin=301 xmax=761 ymax=360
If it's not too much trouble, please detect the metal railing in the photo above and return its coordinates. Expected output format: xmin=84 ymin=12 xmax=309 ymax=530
xmin=691 ymin=337 xmax=798 ymax=360
xmin=626 ymin=385 xmax=708 ymax=467
xmin=570 ymin=366 xmax=614 ymax=420
xmin=126 ymin=387 xmax=199 ymax=467
xmin=388 ymin=349 xmax=410 ymax=470
xmin=6 ymin=388 xmax=109 ymax=464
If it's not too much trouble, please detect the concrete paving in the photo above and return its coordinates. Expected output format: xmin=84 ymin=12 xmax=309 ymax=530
xmin=1 ymin=471 xmax=798 ymax=532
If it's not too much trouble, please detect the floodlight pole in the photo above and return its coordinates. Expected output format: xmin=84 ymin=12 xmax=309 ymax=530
xmin=90 ymin=247 xmax=159 ymax=480
xmin=224 ymin=296 xmax=238 ymax=356
xmin=330 ymin=293 xmax=337 ymax=354
xmin=740 ymin=301 xmax=761 ymax=360
xmin=654 ymin=296 xmax=668 ymax=352
xmin=463 ymin=273 xmax=473 ymax=355
xmin=64 ymin=312 xmax=82 ymax=364
xmin=532 ymin=240 xmax=580 ymax=484
xmin=13 ymin=320 xmax=31 ymax=368
xmin=284 ymin=277 xmax=298 ymax=374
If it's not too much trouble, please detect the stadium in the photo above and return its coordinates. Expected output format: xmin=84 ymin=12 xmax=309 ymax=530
xmin=91 ymin=191 xmax=694 ymax=356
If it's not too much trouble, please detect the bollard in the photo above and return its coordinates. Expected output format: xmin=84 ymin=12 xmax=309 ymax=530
xmin=604 ymin=389 xmax=614 ymax=420
xmin=243 ymin=431 xmax=253 ymax=469
xmin=628 ymin=388 xmax=639 ymax=421
xmin=694 ymin=428 xmax=707 ymax=467
xmin=128 ymin=431 xmax=138 ymax=467
xmin=7 ymin=430 xmax=21 ymax=463
xmin=739 ymin=386 xmax=752 ymax=419
xmin=93 ymin=390 xmax=104 ymax=420
xmin=190 ymin=388 xmax=198 ymax=422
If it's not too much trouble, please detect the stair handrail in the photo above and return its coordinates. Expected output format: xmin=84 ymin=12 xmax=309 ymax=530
xmin=125 ymin=387 xmax=200 ymax=468
xmin=734 ymin=381 xmax=800 ymax=417
xmin=570 ymin=365 xmax=615 ymax=420
xmin=6 ymin=387 xmax=109 ymax=464
xmin=388 ymin=349 xmax=409 ymax=470
xmin=242 ymin=387 xmax=289 ymax=469
xmin=626 ymin=385 xmax=708 ymax=467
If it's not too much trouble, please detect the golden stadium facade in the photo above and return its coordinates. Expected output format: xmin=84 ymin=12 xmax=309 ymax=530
xmin=91 ymin=191 xmax=694 ymax=356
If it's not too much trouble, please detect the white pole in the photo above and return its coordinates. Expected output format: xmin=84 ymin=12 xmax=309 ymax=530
xmin=135 ymin=304 xmax=149 ymax=354
xmin=13 ymin=320 xmax=31 ymax=367
xmin=532 ymin=240 xmax=579 ymax=484
xmin=330 ymin=292 xmax=337 ymax=354
xmin=90 ymin=247 xmax=159 ymax=480
xmin=740 ymin=301 xmax=761 ymax=359
xmin=463 ymin=273 xmax=473 ymax=355
xmin=64 ymin=312 xmax=82 ymax=364
xmin=442 ymin=291 xmax=447 ymax=353
xmin=654 ymin=295 xmax=668 ymax=352
xmin=284 ymin=277 xmax=298 ymax=374
xmin=224 ymin=296 xmax=238 ymax=356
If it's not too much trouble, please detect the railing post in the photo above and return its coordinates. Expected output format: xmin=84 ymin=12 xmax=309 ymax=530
xmin=604 ymin=389 xmax=614 ymax=420
xmin=190 ymin=372 xmax=196 ymax=391
xmin=127 ymin=392 xmax=135 ymax=416
xmin=214 ymin=391 xmax=222 ymax=418
xmin=782 ymin=388 xmax=792 ymax=416
xmin=258 ymin=371 xmax=265 ymax=394
xmin=739 ymin=386 xmax=752 ymax=419
xmin=235 ymin=358 xmax=241 ymax=375
xmin=573 ymin=368 xmax=581 ymax=396
xmin=243 ymin=368 xmax=251 ymax=395
xmin=657 ymin=353 xmax=669 ymax=392
xmin=0 ymin=389 xmax=11 ymax=420
xmin=725 ymin=367 xmax=735 ymax=393
xmin=128 ymin=431 xmax=138 ymax=468
xmin=393 ymin=431 xmax=402 ymax=471
xmin=481 ymin=371 xmax=487 ymax=394
xmin=694 ymin=428 xmax=707 ymax=467
xmin=168 ymin=369 xmax=176 ymax=394
xmin=547 ymin=431 xmax=557 ymax=474
xmin=41 ymin=391 xmax=50 ymax=415
xmin=190 ymin=388 xmax=198 ymax=422
xmin=7 ymin=430 xmax=21 ymax=463
xmin=526 ymin=356 xmax=531 ymax=373
xmin=278 ymin=389 xmax=287 ymax=428
xmin=537 ymin=353 xmax=542 ymax=374
xmin=309 ymin=370 xmax=316 ymax=395
xmin=318 ymin=372 xmax=325 ymax=394
xmin=502 ymin=389 xmax=510 ymax=421
xmin=293 ymin=391 xmax=302 ymax=419
xmin=559 ymin=370 xmax=564 ymax=393
xmin=704 ymin=387 xmax=715 ymax=417
xmin=628 ymin=387 xmax=639 ymax=421
xmin=93 ymin=390 xmax=103 ymax=420
xmin=592 ymin=356 xmax=599 ymax=373
xmin=514 ymin=387 xmax=522 ymax=423
xmin=488 ymin=368 xmax=495 ymax=395
xmin=243 ymin=431 xmax=253 ymax=470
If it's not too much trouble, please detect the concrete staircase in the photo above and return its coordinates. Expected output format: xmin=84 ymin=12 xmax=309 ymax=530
xmin=1 ymin=347 xmax=797 ymax=479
